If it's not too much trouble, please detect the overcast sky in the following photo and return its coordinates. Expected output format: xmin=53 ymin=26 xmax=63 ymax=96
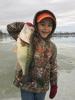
xmin=0 ymin=0 xmax=75 ymax=32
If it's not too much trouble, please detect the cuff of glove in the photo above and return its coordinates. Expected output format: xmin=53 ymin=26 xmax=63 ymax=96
xmin=49 ymin=85 xmax=58 ymax=99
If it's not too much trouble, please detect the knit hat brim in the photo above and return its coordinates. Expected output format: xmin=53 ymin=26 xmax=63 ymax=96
xmin=37 ymin=13 xmax=55 ymax=23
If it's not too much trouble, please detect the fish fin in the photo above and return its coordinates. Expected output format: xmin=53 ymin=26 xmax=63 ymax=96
xmin=20 ymin=39 xmax=29 ymax=46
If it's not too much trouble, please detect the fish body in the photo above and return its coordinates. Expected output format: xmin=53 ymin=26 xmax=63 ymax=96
xmin=17 ymin=38 xmax=32 ymax=75
xmin=16 ymin=24 xmax=34 ymax=75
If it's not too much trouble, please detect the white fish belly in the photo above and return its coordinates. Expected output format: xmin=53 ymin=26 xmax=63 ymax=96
xmin=17 ymin=41 xmax=32 ymax=75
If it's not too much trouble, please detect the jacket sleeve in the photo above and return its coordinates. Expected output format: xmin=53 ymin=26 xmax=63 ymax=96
xmin=7 ymin=22 xmax=24 ymax=40
xmin=49 ymin=43 xmax=58 ymax=86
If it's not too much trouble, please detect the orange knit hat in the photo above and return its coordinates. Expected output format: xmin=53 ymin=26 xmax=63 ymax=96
xmin=37 ymin=13 xmax=55 ymax=23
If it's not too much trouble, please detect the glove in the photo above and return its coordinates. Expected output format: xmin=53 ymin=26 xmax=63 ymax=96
xmin=49 ymin=85 xmax=58 ymax=99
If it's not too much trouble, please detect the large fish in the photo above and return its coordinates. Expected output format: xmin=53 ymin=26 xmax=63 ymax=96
xmin=17 ymin=24 xmax=34 ymax=75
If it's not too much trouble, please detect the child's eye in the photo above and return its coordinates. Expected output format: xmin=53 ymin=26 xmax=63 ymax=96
xmin=39 ymin=22 xmax=53 ymax=27
xmin=48 ymin=23 xmax=53 ymax=27
xmin=41 ymin=23 xmax=45 ymax=26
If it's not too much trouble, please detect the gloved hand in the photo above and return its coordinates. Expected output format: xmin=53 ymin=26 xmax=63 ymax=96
xmin=49 ymin=85 xmax=58 ymax=99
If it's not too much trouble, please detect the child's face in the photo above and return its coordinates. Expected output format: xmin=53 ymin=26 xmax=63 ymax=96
xmin=37 ymin=18 xmax=53 ymax=38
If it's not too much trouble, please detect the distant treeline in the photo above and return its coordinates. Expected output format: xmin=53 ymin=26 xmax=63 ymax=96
xmin=0 ymin=30 xmax=75 ymax=37
xmin=0 ymin=30 xmax=9 ymax=39
xmin=53 ymin=32 xmax=75 ymax=37
xmin=0 ymin=30 xmax=9 ymax=36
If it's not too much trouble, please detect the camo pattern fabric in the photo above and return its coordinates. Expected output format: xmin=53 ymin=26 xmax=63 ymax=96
xmin=7 ymin=22 xmax=58 ymax=93
xmin=20 ymin=35 xmax=57 ymax=93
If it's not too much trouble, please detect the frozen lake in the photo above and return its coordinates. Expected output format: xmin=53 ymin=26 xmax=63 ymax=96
xmin=0 ymin=37 xmax=75 ymax=100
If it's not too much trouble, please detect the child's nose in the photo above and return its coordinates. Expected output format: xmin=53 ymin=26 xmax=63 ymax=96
xmin=44 ymin=25 xmax=49 ymax=30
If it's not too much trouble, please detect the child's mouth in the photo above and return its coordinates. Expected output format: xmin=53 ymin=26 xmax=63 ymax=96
xmin=42 ymin=31 xmax=49 ymax=34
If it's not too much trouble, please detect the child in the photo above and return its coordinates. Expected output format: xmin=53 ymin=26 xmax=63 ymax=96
xmin=7 ymin=10 xmax=58 ymax=100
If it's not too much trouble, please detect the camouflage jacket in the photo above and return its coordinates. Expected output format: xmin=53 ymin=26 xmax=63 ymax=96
xmin=7 ymin=22 xmax=58 ymax=93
